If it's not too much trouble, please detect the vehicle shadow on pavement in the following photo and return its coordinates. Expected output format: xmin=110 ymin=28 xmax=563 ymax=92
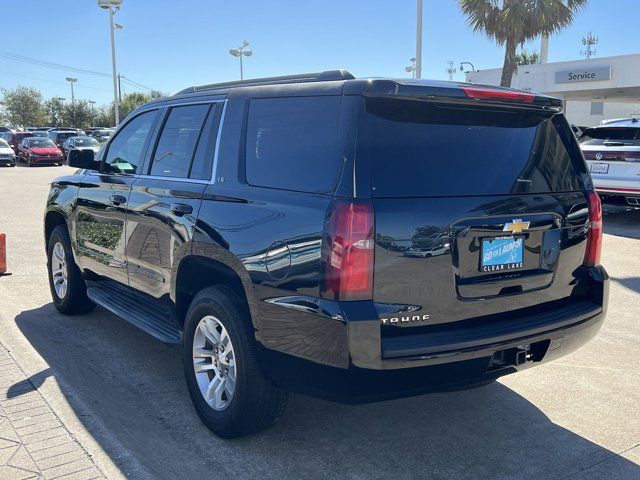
xmin=14 ymin=303 xmax=640 ymax=480
xmin=603 ymin=206 xmax=640 ymax=239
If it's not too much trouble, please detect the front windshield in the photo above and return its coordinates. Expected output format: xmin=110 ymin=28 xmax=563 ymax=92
xmin=30 ymin=139 xmax=56 ymax=147
xmin=0 ymin=139 xmax=10 ymax=148
xmin=75 ymin=137 xmax=99 ymax=146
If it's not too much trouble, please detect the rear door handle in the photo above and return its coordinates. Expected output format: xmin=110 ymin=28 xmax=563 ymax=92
xmin=170 ymin=203 xmax=193 ymax=216
xmin=110 ymin=194 xmax=127 ymax=206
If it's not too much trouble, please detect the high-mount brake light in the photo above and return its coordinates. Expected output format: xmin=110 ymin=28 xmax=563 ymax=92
xmin=463 ymin=87 xmax=535 ymax=104
xmin=321 ymin=199 xmax=375 ymax=301
xmin=583 ymin=191 xmax=603 ymax=267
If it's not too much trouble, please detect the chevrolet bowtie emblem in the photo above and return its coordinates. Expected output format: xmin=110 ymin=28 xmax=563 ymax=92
xmin=503 ymin=219 xmax=530 ymax=234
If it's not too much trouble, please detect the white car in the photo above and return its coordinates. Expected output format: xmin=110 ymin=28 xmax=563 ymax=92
xmin=580 ymin=118 xmax=640 ymax=206
xmin=0 ymin=138 xmax=16 ymax=167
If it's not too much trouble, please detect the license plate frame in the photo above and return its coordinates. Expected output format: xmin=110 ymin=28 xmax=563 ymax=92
xmin=590 ymin=163 xmax=609 ymax=174
xmin=480 ymin=236 xmax=524 ymax=272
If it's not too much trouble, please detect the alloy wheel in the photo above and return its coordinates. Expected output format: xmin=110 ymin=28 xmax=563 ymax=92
xmin=51 ymin=242 xmax=68 ymax=299
xmin=192 ymin=315 xmax=237 ymax=411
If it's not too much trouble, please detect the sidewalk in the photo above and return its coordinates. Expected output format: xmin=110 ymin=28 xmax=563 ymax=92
xmin=0 ymin=343 xmax=103 ymax=480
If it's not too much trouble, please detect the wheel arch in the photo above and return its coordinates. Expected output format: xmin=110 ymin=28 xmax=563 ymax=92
xmin=174 ymin=255 xmax=257 ymax=329
xmin=44 ymin=210 xmax=68 ymax=248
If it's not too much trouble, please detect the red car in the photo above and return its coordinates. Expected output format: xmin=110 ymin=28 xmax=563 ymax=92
xmin=17 ymin=137 xmax=64 ymax=166
xmin=0 ymin=131 xmax=34 ymax=154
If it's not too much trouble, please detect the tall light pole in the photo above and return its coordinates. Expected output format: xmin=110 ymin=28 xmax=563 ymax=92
xmin=98 ymin=0 xmax=123 ymax=125
xmin=415 ymin=0 xmax=423 ymax=79
xmin=88 ymin=100 xmax=96 ymax=126
xmin=405 ymin=58 xmax=417 ymax=79
xmin=65 ymin=77 xmax=77 ymax=103
xmin=229 ymin=41 xmax=253 ymax=80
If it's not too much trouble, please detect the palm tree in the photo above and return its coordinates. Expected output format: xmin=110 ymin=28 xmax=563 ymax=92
xmin=458 ymin=0 xmax=588 ymax=87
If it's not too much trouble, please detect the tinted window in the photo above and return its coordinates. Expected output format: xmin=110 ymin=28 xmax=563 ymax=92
xmin=104 ymin=110 xmax=156 ymax=174
xmin=30 ymin=138 xmax=55 ymax=147
xmin=245 ymin=96 xmax=342 ymax=194
xmin=580 ymin=127 xmax=640 ymax=146
xmin=75 ymin=137 xmax=99 ymax=146
xmin=190 ymin=103 xmax=222 ymax=180
xmin=362 ymin=98 xmax=589 ymax=197
xmin=150 ymin=104 xmax=210 ymax=178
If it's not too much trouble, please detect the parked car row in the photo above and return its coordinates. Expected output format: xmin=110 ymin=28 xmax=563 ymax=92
xmin=0 ymin=126 xmax=110 ymax=167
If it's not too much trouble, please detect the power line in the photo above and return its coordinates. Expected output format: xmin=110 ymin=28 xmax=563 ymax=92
xmin=0 ymin=50 xmax=156 ymax=91
xmin=120 ymin=75 xmax=154 ymax=92
xmin=0 ymin=69 xmax=110 ymax=92
xmin=0 ymin=51 xmax=111 ymax=78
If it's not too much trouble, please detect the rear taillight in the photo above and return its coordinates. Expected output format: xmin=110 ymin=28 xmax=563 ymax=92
xmin=463 ymin=86 xmax=535 ymax=103
xmin=321 ymin=199 xmax=374 ymax=301
xmin=583 ymin=191 xmax=603 ymax=267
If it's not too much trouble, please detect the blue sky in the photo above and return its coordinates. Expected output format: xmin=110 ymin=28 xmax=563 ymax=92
xmin=2 ymin=0 xmax=638 ymax=105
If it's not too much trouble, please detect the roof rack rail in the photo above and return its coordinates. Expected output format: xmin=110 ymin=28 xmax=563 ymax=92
xmin=175 ymin=70 xmax=355 ymax=95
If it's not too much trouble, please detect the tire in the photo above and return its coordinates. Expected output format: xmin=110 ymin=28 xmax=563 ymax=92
xmin=47 ymin=224 xmax=95 ymax=315
xmin=183 ymin=285 xmax=288 ymax=438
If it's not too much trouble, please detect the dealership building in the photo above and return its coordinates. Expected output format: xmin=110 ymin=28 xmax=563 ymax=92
xmin=467 ymin=53 xmax=640 ymax=127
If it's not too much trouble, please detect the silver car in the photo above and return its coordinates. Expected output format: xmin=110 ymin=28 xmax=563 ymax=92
xmin=580 ymin=118 xmax=640 ymax=206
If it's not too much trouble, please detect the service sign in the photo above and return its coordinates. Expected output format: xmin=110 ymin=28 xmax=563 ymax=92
xmin=555 ymin=65 xmax=611 ymax=84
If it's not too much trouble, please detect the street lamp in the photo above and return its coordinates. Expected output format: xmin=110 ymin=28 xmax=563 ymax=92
xmin=65 ymin=77 xmax=77 ymax=103
xmin=405 ymin=58 xmax=417 ymax=79
xmin=98 ymin=0 xmax=123 ymax=125
xmin=229 ymin=41 xmax=252 ymax=80
xmin=88 ymin=100 xmax=96 ymax=126
xmin=459 ymin=62 xmax=476 ymax=73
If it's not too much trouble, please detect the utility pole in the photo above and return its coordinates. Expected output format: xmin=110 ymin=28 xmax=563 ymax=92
xmin=117 ymin=73 xmax=122 ymax=102
xmin=415 ymin=0 xmax=423 ymax=79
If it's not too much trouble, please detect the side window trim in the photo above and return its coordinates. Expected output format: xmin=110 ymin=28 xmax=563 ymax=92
xmin=100 ymin=108 xmax=160 ymax=175
xmin=146 ymin=103 xmax=212 ymax=178
xmin=211 ymin=99 xmax=228 ymax=183
xmin=130 ymin=99 xmax=226 ymax=184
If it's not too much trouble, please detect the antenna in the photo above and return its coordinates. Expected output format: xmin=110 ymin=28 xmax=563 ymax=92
xmin=581 ymin=32 xmax=598 ymax=60
xmin=446 ymin=60 xmax=456 ymax=81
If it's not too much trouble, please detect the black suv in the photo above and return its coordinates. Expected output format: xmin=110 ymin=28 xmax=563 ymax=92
xmin=45 ymin=71 xmax=608 ymax=438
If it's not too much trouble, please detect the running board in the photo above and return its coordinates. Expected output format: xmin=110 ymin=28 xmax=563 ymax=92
xmin=87 ymin=281 xmax=182 ymax=344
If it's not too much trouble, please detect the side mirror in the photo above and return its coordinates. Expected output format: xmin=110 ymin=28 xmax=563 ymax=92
xmin=68 ymin=149 xmax=100 ymax=170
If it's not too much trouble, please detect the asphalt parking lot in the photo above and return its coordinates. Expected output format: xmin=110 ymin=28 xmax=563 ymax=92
xmin=0 ymin=164 xmax=638 ymax=480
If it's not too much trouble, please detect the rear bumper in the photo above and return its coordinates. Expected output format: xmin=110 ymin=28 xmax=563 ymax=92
xmin=258 ymin=266 xmax=608 ymax=403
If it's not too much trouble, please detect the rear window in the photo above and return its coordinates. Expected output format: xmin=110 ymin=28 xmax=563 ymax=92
xmin=580 ymin=127 xmax=640 ymax=146
xmin=245 ymin=96 xmax=342 ymax=194
xmin=361 ymin=98 xmax=589 ymax=197
xmin=57 ymin=132 xmax=76 ymax=140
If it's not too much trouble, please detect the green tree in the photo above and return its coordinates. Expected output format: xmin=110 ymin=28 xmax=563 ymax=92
xmin=110 ymin=90 xmax=166 ymax=122
xmin=1 ymin=86 xmax=48 ymax=128
xmin=62 ymin=100 xmax=95 ymax=128
xmin=45 ymin=97 xmax=66 ymax=126
xmin=458 ymin=0 xmax=588 ymax=87
xmin=516 ymin=49 xmax=540 ymax=65
xmin=93 ymin=106 xmax=114 ymax=128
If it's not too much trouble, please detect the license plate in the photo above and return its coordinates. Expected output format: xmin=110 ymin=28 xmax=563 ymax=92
xmin=481 ymin=236 xmax=524 ymax=272
xmin=590 ymin=163 xmax=609 ymax=174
